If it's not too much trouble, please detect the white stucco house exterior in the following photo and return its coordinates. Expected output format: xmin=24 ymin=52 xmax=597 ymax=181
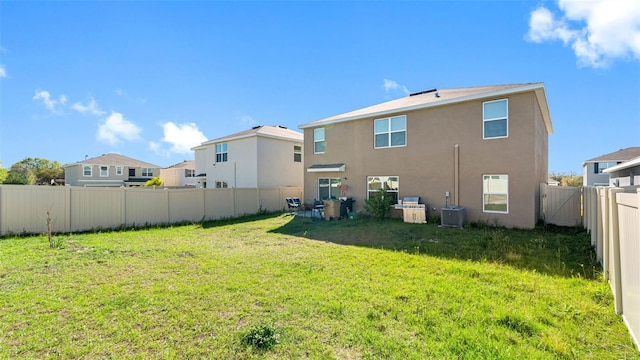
xmin=192 ymin=125 xmax=304 ymax=189
xmin=160 ymin=160 xmax=197 ymax=187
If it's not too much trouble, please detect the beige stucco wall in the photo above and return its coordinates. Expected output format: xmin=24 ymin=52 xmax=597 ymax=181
xmin=303 ymin=92 xmax=549 ymax=228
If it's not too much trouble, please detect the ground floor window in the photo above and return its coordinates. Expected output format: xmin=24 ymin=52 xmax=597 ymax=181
xmin=483 ymin=174 xmax=508 ymax=213
xmin=215 ymin=181 xmax=228 ymax=188
xmin=367 ymin=176 xmax=399 ymax=204
xmin=318 ymin=178 xmax=341 ymax=200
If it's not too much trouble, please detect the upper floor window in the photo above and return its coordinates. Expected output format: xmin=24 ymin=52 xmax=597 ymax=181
xmin=215 ymin=180 xmax=228 ymax=188
xmin=314 ymin=128 xmax=325 ymax=154
xmin=594 ymin=162 xmax=620 ymax=174
xmin=483 ymin=99 xmax=508 ymax=139
xmin=483 ymin=174 xmax=508 ymax=213
xmin=294 ymin=145 xmax=302 ymax=162
xmin=185 ymin=169 xmax=195 ymax=177
xmin=367 ymin=176 xmax=399 ymax=204
xmin=374 ymin=115 xmax=406 ymax=148
xmin=142 ymin=168 xmax=153 ymax=177
xmin=83 ymin=165 xmax=92 ymax=177
xmin=99 ymin=165 xmax=109 ymax=177
xmin=116 ymin=166 xmax=123 ymax=176
xmin=216 ymin=143 xmax=228 ymax=162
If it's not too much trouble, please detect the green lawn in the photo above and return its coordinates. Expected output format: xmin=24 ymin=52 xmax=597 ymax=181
xmin=0 ymin=214 xmax=638 ymax=359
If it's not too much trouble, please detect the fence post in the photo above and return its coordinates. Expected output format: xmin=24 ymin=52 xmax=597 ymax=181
xmin=590 ymin=187 xmax=597 ymax=246
xmin=0 ymin=186 xmax=3 ymax=236
xmin=596 ymin=187 xmax=605 ymax=264
xmin=609 ymin=187 xmax=624 ymax=315
xmin=600 ymin=188 xmax=610 ymax=280
xmin=65 ymin=185 xmax=71 ymax=233
xmin=540 ymin=183 xmax=546 ymax=223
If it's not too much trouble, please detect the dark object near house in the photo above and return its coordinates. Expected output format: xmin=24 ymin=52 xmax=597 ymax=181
xmin=340 ymin=198 xmax=354 ymax=218
xmin=441 ymin=206 xmax=465 ymax=228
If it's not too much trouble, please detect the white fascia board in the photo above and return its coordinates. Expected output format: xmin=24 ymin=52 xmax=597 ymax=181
xmin=299 ymin=83 xmax=546 ymax=129
xmin=604 ymin=157 xmax=640 ymax=173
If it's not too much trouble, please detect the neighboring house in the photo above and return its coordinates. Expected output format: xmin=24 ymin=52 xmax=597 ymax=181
xmin=64 ymin=153 xmax=162 ymax=187
xmin=192 ymin=125 xmax=304 ymax=189
xmin=604 ymin=156 xmax=640 ymax=188
xmin=582 ymin=147 xmax=640 ymax=186
xmin=160 ymin=160 xmax=197 ymax=187
xmin=299 ymin=83 xmax=553 ymax=229
xmin=547 ymin=178 xmax=560 ymax=186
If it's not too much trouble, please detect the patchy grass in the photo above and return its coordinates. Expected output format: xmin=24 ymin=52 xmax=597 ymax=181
xmin=0 ymin=214 xmax=637 ymax=359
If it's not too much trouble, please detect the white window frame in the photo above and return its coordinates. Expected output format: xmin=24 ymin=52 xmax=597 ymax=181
xmin=483 ymin=99 xmax=508 ymax=140
xmin=483 ymin=174 xmax=509 ymax=214
xmin=216 ymin=143 xmax=228 ymax=163
xmin=314 ymin=128 xmax=325 ymax=154
xmin=215 ymin=180 xmax=228 ymax=189
xmin=83 ymin=165 xmax=92 ymax=177
xmin=374 ymin=115 xmax=406 ymax=149
xmin=115 ymin=166 xmax=123 ymax=176
xmin=367 ymin=176 xmax=399 ymax=204
xmin=99 ymin=165 xmax=109 ymax=177
xmin=294 ymin=145 xmax=302 ymax=162
xmin=318 ymin=177 xmax=341 ymax=200
xmin=142 ymin=168 xmax=153 ymax=177
xmin=185 ymin=169 xmax=195 ymax=177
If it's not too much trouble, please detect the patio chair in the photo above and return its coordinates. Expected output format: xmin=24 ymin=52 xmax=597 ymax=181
xmin=286 ymin=197 xmax=302 ymax=215
xmin=312 ymin=199 xmax=325 ymax=219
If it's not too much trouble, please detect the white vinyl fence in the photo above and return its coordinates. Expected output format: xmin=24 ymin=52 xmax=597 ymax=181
xmin=0 ymin=185 xmax=303 ymax=236
xmin=584 ymin=186 xmax=640 ymax=350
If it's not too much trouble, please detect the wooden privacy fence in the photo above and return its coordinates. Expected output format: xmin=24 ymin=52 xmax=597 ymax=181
xmin=584 ymin=186 xmax=640 ymax=350
xmin=539 ymin=183 xmax=583 ymax=227
xmin=0 ymin=185 xmax=303 ymax=236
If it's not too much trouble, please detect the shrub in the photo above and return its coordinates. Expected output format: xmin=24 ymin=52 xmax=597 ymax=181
xmin=364 ymin=189 xmax=392 ymax=219
xmin=241 ymin=323 xmax=281 ymax=350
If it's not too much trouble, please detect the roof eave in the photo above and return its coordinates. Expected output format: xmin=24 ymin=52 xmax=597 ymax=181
xmin=299 ymin=83 xmax=549 ymax=130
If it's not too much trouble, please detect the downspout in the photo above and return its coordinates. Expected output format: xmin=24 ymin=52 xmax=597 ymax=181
xmin=454 ymin=144 xmax=460 ymax=206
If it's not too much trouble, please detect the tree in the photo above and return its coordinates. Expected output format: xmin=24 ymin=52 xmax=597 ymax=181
xmin=7 ymin=158 xmax=64 ymax=185
xmin=549 ymin=171 xmax=583 ymax=187
xmin=144 ymin=176 xmax=164 ymax=187
xmin=0 ymin=162 xmax=7 ymax=184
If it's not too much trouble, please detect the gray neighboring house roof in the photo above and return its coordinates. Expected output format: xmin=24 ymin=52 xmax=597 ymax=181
xmin=582 ymin=147 xmax=640 ymax=165
xmin=298 ymin=83 xmax=552 ymax=134
xmin=192 ymin=125 xmax=303 ymax=150
xmin=64 ymin=153 xmax=161 ymax=168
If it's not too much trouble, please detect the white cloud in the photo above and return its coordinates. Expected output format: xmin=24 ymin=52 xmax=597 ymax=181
xmin=527 ymin=0 xmax=640 ymax=68
xmin=33 ymin=90 xmax=67 ymax=113
xmin=0 ymin=65 xmax=6 ymax=78
xmin=160 ymin=122 xmax=207 ymax=154
xmin=71 ymin=97 xmax=106 ymax=116
xmin=97 ymin=112 xmax=142 ymax=144
xmin=239 ymin=114 xmax=257 ymax=127
xmin=383 ymin=79 xmax=409 ymax=96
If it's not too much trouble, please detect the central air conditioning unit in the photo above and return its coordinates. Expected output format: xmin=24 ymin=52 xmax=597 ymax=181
xmin=441 ymin=206 xmax=465 ymax=228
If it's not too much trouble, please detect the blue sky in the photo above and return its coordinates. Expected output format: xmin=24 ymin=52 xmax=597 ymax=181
xmin=1 ymin=1 xmax=638 ymax=173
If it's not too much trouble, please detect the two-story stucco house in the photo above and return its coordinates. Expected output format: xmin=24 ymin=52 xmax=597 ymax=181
xmin=192 ymin=125 xmax=304 ymax=189
xmin=160 ymin=160 xmax=197 ymax=187
xmin=582 ymin=147 xmax=640 ymax=186
xmin=299 ymin=83 xmax=553 ymax=229
xmin=64 ymin=153 xmax=162 ymax=187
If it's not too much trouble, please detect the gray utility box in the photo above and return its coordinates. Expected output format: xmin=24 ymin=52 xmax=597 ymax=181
xmin=441 ymin=206 xmax=465 ymax=228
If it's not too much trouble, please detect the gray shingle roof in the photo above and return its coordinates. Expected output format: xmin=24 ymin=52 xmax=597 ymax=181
xmin=298 ymin=83 xmax=552 ymax=134
xmin=584 ymin=147 xmax=640 ymax=162
xmin=194 ymin=125 xmax=303 ymax=149
xmin=65 ymin=153 xmax=161 ymax=168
